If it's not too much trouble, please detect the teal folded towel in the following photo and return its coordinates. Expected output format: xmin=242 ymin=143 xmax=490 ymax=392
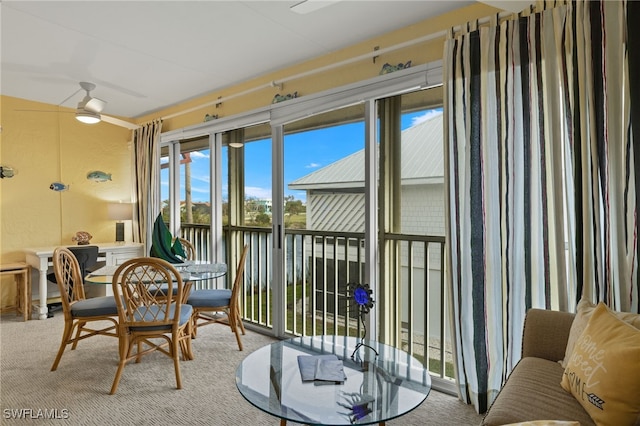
xmin=149 ymin=214 xmax=185 ymax=264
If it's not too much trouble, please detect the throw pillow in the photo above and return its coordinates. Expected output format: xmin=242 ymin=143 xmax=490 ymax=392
xmin=560 ymin=298 xmax=640 ymax=368
xmin=560 ymin=302 xmax=640 ymax=426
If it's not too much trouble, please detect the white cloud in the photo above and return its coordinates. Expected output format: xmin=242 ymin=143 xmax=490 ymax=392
xmin=189 ymin=151 xmax=209 ymax=160
xmin=191 ymin=187 xmax=210 ymax=194
xmin=305 ymin=162 xmax=320 ymax=169
xmin=411 ymin=108 xmax=443 ymax=126
xmin=192 ymin=174 xmax=210 ymax=184
xmin=245 ymin=186 xmax=272 ymax=199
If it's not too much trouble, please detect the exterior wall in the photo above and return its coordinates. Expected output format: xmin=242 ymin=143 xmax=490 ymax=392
xmin=400 ymin=183 xmax=446 ymax=340
xmin=306 ymin=183 xmax=446 ymax=340
xmin=308 ymin=192 xmax=365 ymax=232
xmin=401 ymin=184 xmax=445 ymax=236
xmin=307 ymin=184 xmax=445 ymax=237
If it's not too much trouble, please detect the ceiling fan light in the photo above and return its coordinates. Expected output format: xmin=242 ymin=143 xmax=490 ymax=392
xmin=76 ymin=110 xmax=101 ymax=124
xmin=228 ymin=142 xmax=244 ymax=148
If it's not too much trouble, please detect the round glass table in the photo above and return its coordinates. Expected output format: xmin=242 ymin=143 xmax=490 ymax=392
xmin=235 ymin=335 xmax=431 ymax=425
xmin=84 ymin=262 xmax=227 ymax=285
xmin=85 ymin=262 xmax=227 ymax=303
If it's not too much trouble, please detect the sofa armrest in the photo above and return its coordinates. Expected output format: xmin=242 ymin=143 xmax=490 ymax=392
xmin=521 ymin=308 xmax=575 ymax=361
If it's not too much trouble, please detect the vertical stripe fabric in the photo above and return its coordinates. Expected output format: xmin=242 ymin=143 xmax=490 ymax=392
xmin=572 ymin=0 xmax=638 ymax=312
xmin=629 ymin=1 xmax=640 ymax=310
xmin=443 ymin=0 xmax=638 ymax=414
xmin=132 ymin=119 xmax=163 ymax=254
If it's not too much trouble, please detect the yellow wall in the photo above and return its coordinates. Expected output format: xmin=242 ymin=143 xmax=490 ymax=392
xmin=0 ymin=97 xmax=133 ymax=308
xmin=0 ymin=3 xmax=498 ymax=309
xmin=140 ymin=3 xmax=497 ymax=132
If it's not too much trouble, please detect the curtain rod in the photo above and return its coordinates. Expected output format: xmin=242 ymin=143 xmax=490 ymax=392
xmin=160 ymin=10 xmax=514 ymax=121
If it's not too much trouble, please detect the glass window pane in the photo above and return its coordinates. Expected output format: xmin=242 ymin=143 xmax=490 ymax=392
xmin=284 ymin=104 xmax=366 ymax=336
xmin=160 ymin=146 xmax=170 ymax=223
xmin=178 ymin=137 xmax=211 ymax=260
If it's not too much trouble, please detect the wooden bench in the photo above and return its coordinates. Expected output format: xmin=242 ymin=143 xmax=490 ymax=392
xmin=0 ymin=262 xmax=31 ymax=321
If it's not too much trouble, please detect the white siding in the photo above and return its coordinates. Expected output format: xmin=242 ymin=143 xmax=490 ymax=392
xmin=401 ymin=183 xmax=445 ymax=236
xmin=308 ymin=192 xmax=365 ymax=232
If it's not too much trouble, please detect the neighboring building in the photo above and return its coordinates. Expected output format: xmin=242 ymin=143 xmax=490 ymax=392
xmin=289 ymin=111 xmax=444 ymax=236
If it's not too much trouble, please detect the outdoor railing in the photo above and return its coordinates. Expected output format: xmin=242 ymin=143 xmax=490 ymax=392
xmin=180 ymin=223 xmax=454 ymax=387
xmin=179 ymin=224 xmax=211 ymax=262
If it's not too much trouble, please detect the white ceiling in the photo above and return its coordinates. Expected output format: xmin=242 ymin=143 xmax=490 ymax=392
xmin=1 ymin=1 xmax=521 ymax=120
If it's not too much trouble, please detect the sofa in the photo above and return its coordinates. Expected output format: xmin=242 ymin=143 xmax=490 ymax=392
xmin=481 ymin=308 xmax=594 ymax=425
xmin=482 ymin=300 xmax=640 ymax=426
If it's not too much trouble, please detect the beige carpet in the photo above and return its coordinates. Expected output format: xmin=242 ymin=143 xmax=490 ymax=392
xmin=0 ymin=313 xmax=482 ymax=425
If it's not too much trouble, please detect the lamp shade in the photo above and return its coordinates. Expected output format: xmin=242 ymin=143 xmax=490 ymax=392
xmin=108 ymin=202 xmax=133 ymax=221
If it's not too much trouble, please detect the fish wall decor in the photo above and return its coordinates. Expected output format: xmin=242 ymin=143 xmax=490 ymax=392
xmin=87 ymin=171 xmax=112 ymax=182
xmin=272 ymin=92 xmax=299 ymax=104
xmin=379 ymin=61 xmax=412 ymax=75
xmin=0 ymin=166 xmax=15 ymax=179
xmin=50 ymin=182 xmax=69 ymax=192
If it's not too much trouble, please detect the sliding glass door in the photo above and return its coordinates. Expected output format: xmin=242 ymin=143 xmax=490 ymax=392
xmin=376 ymin=86 xmax=454 ymax=390
xmin=222 ymin=124 xmax=273 ymax=328
xmin=282 ymin=104 xmax=367 ymax=337
xmin=159 ymin=64 xmax=455 ymax=391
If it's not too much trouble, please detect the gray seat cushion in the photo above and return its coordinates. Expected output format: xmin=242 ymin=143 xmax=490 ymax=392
xmin=70 ymin=296 xmax=118 ymax=317
xmin=187 ymin=289 xmax=231 ymax=308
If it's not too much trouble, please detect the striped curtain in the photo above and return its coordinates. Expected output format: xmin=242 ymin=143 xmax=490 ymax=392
xmin=443 ymin=0 xmax=638 ymax=413
xmin=132 ymin=119 xmax=163 ymax=253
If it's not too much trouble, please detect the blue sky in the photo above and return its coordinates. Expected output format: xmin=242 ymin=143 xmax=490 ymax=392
xmin=163 ymin=108 xmax=442 ymax=204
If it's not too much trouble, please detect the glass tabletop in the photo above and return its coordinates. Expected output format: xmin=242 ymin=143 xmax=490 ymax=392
xmin=235 ymin=335 xmax=431 ymax=425
xmin=85 ymin=262 xmax=227 ymax=284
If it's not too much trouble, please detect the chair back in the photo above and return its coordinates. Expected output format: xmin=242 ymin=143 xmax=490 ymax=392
xmin=53 ymin=247 xmax=87 ymax=310
xmin=230 ymin=245 xmax=249 ymax=313
xmin=177 ymin=238 xmax=196 ymax=261
xmin=112 ymin=257 xmax=185 ymax=328
xmin=68 ymin=245 xmax=99 ymax=280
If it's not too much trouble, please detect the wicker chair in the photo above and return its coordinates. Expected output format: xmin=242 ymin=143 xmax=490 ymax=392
xmin=50 ymin=247 xmax=118 ymax=371
xmin=109 ymin=257 xmax=193 ymax=394
xmin=187 ymin=245 xmax=248 ymax=350
xmin=157 ymin=237 xmax=196 ymax=302
xmin=176 ymin=237 xmax=195 ymax=261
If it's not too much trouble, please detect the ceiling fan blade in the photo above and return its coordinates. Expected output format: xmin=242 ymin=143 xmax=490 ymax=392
xmin=14 ymin=109 xmax=61 ymax=113
xmin=84 ymin=97 xmax=106 ymax=113
xmin=101 ymin=114 xmax=139 ymax=130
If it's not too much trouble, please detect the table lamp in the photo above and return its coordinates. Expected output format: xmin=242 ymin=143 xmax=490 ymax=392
xmin=108 ymin=202 xmax=133 ymax=242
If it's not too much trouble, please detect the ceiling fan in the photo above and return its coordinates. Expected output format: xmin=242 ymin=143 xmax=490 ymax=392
xmin=16 ymin=81 xmax=139 ymax=130
xmin=70 ymin=82 xmax=139 ymax=130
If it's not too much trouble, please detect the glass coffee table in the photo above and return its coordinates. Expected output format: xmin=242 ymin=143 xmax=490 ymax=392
xmin=235 ymin=335 xmax=431 ymax=425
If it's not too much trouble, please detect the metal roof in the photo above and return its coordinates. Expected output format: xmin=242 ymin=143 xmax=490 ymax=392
xmin=288 ymin=111 xmax=443 ymax=190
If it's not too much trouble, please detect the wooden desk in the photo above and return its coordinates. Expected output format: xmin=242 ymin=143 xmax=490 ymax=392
xmin=0 ymin=262 xmax=31 ymax=321
xmin=24 ymin=243 xmax=144 ymax=320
